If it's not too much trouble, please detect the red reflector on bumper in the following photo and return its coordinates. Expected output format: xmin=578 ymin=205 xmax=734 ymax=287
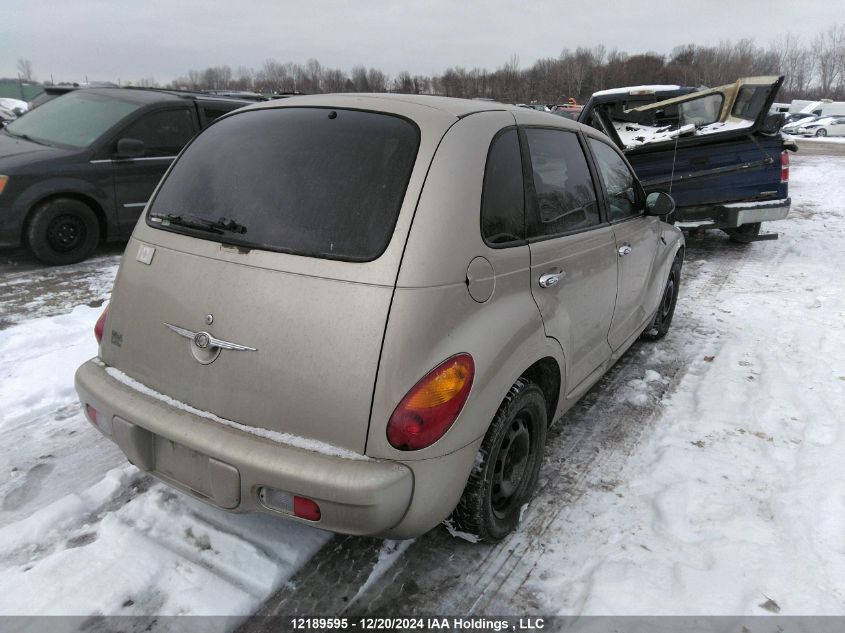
xmin=85 ymin=404 xmax=98 ymax=425
xmin=294 ymin=496 xmax=321 ymax=521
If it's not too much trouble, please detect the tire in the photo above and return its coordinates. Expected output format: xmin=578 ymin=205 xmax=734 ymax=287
xmin=724 ymin=221 xmax=761 ymax=244
xmin=816 ymin=128 xmax=827 ymax=137
xmin=641 ymin=253 xmax=682 ymax=341
xmin=448 ymin=379 xmax=547 ymax=542
xmin=26 ymin=198 xmax=100 ymax=265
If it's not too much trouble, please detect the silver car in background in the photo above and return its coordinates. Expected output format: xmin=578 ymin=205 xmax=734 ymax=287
xmin=75 ymin=94 xmax=684 ymax=541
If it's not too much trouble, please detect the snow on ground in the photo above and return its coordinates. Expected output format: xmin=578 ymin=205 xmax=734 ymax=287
xmin=0 ymin=278 xmax=329 ymax=625
xmin=785 ymin=133 xmax=845 ymax=145
xmin=0 ymin=150 xmax=844 ymax=623
xmin=521 ymin=154 xmax=845 ymax=615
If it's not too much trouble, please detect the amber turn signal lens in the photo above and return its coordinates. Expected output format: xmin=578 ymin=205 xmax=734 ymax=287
xmin=387 ymin=354 xmax=475 ymax=451
xmin=405 ymin=362 xmax=471 ymax=409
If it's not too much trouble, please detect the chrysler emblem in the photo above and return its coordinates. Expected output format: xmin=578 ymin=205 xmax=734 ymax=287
xmin=163 ymin=322 xmax=257 ymax=352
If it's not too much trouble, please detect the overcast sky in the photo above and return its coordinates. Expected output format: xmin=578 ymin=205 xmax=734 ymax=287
xmin=1 ymin=0 xmax=840 ymax=84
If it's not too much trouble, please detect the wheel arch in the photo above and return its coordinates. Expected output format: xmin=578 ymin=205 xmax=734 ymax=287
xmin=519 ymin=356 xmax=562 ymax=425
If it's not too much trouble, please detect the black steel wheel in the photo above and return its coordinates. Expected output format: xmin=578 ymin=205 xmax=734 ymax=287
xmin=26 ymin=198 xmax=100 ymax=265
xmin=448 ymin=378 xmax=547 ymax=542
xmin=642 ymin=252 xmax=682 ymax=341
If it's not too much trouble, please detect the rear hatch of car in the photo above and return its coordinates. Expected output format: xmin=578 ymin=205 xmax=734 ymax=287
xmin=100 ymin=102 xmax=453 ymax=454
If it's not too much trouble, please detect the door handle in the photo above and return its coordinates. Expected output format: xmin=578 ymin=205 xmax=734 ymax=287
xmin=538 ymin=270 xmax=564 ymax=288
xmin=618 ymin=244 xmax=633 ymax=257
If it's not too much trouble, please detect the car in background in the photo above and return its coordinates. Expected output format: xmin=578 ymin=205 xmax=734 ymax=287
xmin=0 ymin=98 xmax=28 ymax=127
xmin=0 ymin=88 xmax=254 ymax=264
xmin=75 ymin=94 xmax=684 ymax=542
xmin=781 ymin=114 xmax=820 ymax=135
xmin=796 ymin=115 xmax=845 ymax=137
xmin=26 ymin=85 xmax=80 ymax=110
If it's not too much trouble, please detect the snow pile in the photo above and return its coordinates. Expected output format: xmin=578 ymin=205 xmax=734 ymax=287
xmin=0 ymin=305 xmax=330 ymax=621
xmin=523 ymin=154 xmax=845 ymax=615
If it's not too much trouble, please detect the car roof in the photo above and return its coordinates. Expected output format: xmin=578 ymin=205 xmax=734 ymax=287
xmin=240 ymin=92 xmax=586 ymax=131
xmin=69 ymin=87 xmax=255 ymax=106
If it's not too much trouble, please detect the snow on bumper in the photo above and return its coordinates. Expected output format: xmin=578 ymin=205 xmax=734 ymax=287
xmin=74 ymin=358 xmax=413 ymax=536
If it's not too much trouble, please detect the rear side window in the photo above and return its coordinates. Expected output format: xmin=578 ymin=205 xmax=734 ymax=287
xmin=524 ymin=128 xmax=601 ymax=238
xmin=119 ymin=108 xmax=196 ymax=157
xmin=201 ymin=105 xmax=234 ymax=125
xmin=588 ymin=138 xmax=644 ymax=222
xmin=481 ymin=128 xmax=524 ymax=245
xmin=148 ymin=108 xmax=419 ymax=262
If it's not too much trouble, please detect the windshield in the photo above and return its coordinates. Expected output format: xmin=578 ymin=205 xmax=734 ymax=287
xmin=5 ymin=90 xmax=142 ymax=149
xmin=147 ymin=107 xmax=420 ymax=262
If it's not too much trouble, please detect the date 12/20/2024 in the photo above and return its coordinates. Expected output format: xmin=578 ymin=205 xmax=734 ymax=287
xmin=289 ymin=617 xmax=547 ymax=630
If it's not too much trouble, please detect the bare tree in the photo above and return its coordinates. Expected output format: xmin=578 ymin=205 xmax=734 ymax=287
xmin=814 ymin=25 xmax=844 ymax=96
xmin=16 ymin=58 xmax=35 ymax=82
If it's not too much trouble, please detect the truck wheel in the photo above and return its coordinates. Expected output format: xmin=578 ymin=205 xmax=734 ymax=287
xmin=724 ymin=222 xmax=761 ymax=244
xmin=642 ymin=253 xmax=682 ymax=341
xmin=448 ymin=379 xmax=547 ymax=543
xmin=26 ymin=198 xmax=100 ymax=265
xmin=815 ymin=129 xmax=827 ymax=137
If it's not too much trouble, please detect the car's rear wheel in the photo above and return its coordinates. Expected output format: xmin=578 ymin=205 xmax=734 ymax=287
xmin=816 ymin=128 xmax=827 ymax=137
xmin=641 ymin=252 xmax=682 ymax=341
xmin=447 ymin=378 xmax=547 ymax=542
xmin=26 ymin=198 xmax=100 ymax=265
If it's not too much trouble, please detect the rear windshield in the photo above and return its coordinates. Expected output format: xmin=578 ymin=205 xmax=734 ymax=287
xmin=147 ymin=107 xmax=420 ymax=262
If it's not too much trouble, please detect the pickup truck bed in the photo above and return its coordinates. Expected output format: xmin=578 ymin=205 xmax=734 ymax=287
xmin=579 ymin=76 xmax=792 ymax=242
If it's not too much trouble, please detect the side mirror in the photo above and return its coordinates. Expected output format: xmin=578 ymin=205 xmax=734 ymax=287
xmin=116 ymin=138 xmax=145 ymax=159
xmin=646 ymin=191 xmax=675 ymax=217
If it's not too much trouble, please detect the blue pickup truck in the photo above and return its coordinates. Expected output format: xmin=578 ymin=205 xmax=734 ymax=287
xmin=578 ymin=76 xmax=793 ymax=242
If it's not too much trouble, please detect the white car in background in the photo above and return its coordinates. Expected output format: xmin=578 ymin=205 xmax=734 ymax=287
xmin=781 ymin=114 xmax=819 ymax=135
xmin=797 ymin=116 xmax=845 ymax=137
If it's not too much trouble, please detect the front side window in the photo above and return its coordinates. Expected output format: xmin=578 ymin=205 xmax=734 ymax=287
xmin=588 ymin=138 xmax=644 ymax=222
xmin=481 ymin=128 xmax=524 ymax=245
xmin=148 ymin=107 xmax=419 ymax=262
xmin=524 ymin=128 xmax=601 ymax=238
xmin=118 ymin=109 xmax=196 ymax=157
xmin=4 ymin=90 xmax=142 ymax=149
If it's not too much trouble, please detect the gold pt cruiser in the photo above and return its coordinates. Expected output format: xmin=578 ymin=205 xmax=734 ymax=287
xmin=75 ymin=94 xmax=684 ymax=541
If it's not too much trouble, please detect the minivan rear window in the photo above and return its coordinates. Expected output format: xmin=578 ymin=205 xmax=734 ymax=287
xmin=147 ymin=107 xmax=420 ymax=262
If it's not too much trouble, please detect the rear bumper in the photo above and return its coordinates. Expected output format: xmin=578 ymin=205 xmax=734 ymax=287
xmin=74 ymin=359 xmax=414 ymax=536
xmin=676 ymin=197 xmax=790 ymax=229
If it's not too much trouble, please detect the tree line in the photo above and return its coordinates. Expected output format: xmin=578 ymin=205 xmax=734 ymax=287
xmin=20 ymin=24 xmax=845 ymax=103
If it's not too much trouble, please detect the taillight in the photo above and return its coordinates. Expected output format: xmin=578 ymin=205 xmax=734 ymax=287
xmin=387 ymin=354 xmax=475 ymax=451
xmin=94 ymin=304 xmax=109 ymax=344
xmin=259 ymin=487 xmax=321 ymax=522
xmin=781 ymin=150 xmax=789 ymax=184
xmin=85 ymin=404 xmax=98 ymax=425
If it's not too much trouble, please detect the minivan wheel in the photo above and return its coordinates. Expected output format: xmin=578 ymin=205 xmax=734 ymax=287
xmin=27 ymin=198 xmax=100 ymax=265
xmin=447 ymin=379 xmax=547 ymax=543
xmin=641 ymin=253 xmax=682 ymax=341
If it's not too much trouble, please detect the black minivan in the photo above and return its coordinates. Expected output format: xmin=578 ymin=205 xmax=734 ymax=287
xmin=0 ymin=88 xmax=255 ymax=264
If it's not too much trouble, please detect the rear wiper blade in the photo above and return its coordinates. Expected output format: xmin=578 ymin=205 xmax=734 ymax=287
xmin=150 ymin=213 xmax=247 ymax=235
